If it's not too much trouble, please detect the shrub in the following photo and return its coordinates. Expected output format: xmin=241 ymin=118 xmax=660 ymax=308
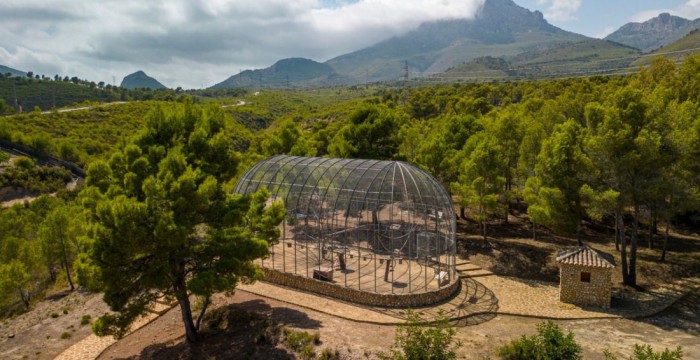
xmin=604 ymin=344 xmax=683 ymax=360
xmin=386 ymin=310 xmax=460 ymax=360
xmin=60 ymin=332 xmax=71 ymax=339
xmin=318 ymin=347 xmax=341 ymax=360
xmin=13 ymin=156 xmax=35 ymax=170
xmin=50 ymin=312 xmax=59 ymax=318
xmin=300 ymin=344 xmax=316 ymax=360
xmin=281 ymin=327 xmax=320 ymax=353
xmin=496 ymin=321 xmax=582 ymax=360
xmin=80 ymin=315 xmax=91 ymax=326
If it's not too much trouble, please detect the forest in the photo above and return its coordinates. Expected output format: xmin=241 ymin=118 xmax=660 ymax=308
xmin=0 ymin=55 xmax=699 ymax=327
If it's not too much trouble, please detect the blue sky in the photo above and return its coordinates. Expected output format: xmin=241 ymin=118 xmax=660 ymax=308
xmin=0 ymin=0 xmax=698 ymax=88
xmin=519 ymin=0 xmax=699 ymax=38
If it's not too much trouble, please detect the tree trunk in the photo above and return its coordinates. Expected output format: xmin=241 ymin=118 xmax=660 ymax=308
xmin=19 ymin=288 xmax=30 ymax=310
xmin=63 ymin=261 xmax=74 ymax=291
xmin=576 ymin=222 xmax=583 ymax=246
xmin=618 ymin=211 xmax=629 ymax=285
xmin=661 ymin=221 xmax=669 ymax=262
xmin=47 ymin=265 xmax=57 ymax=282
xmin=629 ymin=204 xmax=639 ymax=286
xmin=614 ymin=212 xmax=620 ymax=251
xmin=175 ymin=276 xmax=198 ymax=343
xmin=482 ymin=220 xmax=487 ymax=242
xmin=61 ymin=239 xmax=74 ymax=291
xmin=460 ymin=205 xmax=465 ymax=220
xmin=532 ymin=222 xmax=537 ymax=240
xmin=195 ymin=296 xmax=211 ymax=331
xmin=648 ymin=215 xmax=654 ymax=250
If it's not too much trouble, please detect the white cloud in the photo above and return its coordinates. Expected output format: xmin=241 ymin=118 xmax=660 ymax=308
xmin=595 ymin=26 xmax=616 ymax=39
xmin=0 ymin=0 xmax=485 ymax=88
xmin=543 ymin=0 xmax=581 ymax=22
xmin=630 ymin=9 xmax=672 ymax=23
xmin=629 ymin=0 xmax=700 ymax=23
xmin=679 ymin=0 xmax=700 ymax=18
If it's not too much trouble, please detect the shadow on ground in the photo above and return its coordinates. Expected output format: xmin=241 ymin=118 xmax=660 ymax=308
xmin=374 ymin=278 xmax=499 ymax=327
xmin=113 ymin=301 xmax=320 ymax=360
xmin=639 ymin=284 xmax=700 ymax=336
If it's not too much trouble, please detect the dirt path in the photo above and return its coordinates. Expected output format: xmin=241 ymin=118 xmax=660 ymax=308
xmin=97 ymin=288 xmax=700 ymax=360
xmin=0 ymin=290 xmax=109 ymax=360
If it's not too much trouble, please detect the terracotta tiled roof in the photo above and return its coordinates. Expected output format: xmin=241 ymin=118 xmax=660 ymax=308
xmin=556 ymin=246 xmax=615 ymax=268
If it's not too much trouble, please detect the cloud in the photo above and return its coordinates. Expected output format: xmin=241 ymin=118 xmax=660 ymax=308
xmin=595 ymin=26 xmax=617 ymax=39
xmin=541 ymin=0 xmax=581 ymax=22
xmin=679 ymin=0 xmax=700 ymax=18
xmin=0 ymin=0 xmax=485 ymax=88
xmin=629 ymin=0 xmax=700 ymax=23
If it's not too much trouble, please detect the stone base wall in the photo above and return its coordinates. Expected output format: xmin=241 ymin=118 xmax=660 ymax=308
xmin=263 ymin=268 xmax=460 ymax=308
xmin=559 ymin=264 xmax=612 ymax=308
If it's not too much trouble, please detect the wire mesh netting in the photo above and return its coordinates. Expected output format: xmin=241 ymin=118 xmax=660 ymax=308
xmin=234 ymin=155 xmax=456 ymax=295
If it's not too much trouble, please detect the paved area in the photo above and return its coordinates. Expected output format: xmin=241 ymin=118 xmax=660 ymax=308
xmin=54 ymin=261 xmax=700 ymax=360
xmin=54 ymin=300 xmax=174 ymax=360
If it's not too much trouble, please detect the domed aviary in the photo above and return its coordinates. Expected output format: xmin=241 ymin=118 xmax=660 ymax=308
xmin=234 ymin=155 xmax=457 ymax=306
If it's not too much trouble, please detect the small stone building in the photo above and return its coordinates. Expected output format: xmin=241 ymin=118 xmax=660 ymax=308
xmin=556 ymin=246 xmax=615 ymax=308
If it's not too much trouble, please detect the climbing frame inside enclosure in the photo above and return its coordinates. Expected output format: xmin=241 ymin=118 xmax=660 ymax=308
xmin=234 ymin=155 xmax=457 ymax=297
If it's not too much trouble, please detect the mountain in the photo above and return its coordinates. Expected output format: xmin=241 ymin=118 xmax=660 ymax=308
xmin=605 ymin=13 xmax=700 ymax=53
xmin=324 ymin=0 xmax=587 ymax=83
xmin=632 ymin=29 xmax=700 ymax=67
xmin=442 ymin=39 xmax=640 ymax=81
xmin=120 ymin=71 xmax=166 ymax=90
xmin=210 ymin=57 xmax=346 ymax=89
xmin=0 ymin=65 xmax=26 ymax=77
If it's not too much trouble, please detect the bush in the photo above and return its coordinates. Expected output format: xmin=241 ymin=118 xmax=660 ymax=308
xmin=496 ymin=321 xmax=582 ymax=360
xmin=60 ymin=332 xmax=72 ymax=339
xmin=318 ymin=347 xmax=341 ymax=360
xmin=50 ymin=312 xmax=59 ymax=318
xmin=80 ymin=315 xmax=91 ymax=326
xmin=300 ymin=344 xmax=316 ymax=360
xmin=386 ymin=310 xmax=460 ymax=360
xmin=604 ymin=344 xmax=683 ymax=360
xmin=281 ymin=327 xmax=320 ymax=353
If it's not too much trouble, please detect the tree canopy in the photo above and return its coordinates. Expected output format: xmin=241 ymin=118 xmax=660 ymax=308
xmin=83 ymin=102 xmax=284 ymax=342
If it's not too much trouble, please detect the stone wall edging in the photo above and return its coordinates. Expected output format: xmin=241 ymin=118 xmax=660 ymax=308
xmin=262 ymin=268 xmax=460 ymax=308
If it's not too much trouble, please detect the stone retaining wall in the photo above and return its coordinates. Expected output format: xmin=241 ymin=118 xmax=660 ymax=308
xmin=263 ymin=268 xmax=460 ymax=307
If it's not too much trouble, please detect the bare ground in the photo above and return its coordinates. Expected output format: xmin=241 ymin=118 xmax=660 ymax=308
xmin=2 ymin=212 xmax=699 ymax=359
xmin=96 ymin=288 xmax=700 ymax=360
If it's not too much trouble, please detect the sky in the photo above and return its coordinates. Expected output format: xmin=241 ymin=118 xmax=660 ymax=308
xmin=1 ymin=0 xmax=699 ymax=89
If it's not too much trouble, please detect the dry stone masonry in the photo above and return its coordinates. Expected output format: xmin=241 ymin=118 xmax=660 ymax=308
xmin=556 ymin=246 xmax=615 ymax=308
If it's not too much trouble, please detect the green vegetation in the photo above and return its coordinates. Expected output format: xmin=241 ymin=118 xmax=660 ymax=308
xmin=497 ymin=321 xmax=582 ymax=360
xmin=281 ymin=327 xmax=321 ymax=354
xmin=605 ymin=344 xmax=684 ymax=360
xmin=0 ymin=55 xmax=699 ymax=350
xmin=86 ymin=102 xmax=285 ymax=342
xmin=80 ymin=314 xmax=91 ymax=325
xmin=382 ymin=310 xmax=460 ymax=360
xmin=0 ymin=157 xmax=72 ymax=194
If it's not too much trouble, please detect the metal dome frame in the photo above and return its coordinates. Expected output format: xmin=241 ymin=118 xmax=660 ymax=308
xmin=234 ymin=155 xmax=456 ymax=297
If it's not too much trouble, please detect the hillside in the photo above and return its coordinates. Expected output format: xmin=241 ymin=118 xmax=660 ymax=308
xmin=325 ymin=0 xmax=587 ymax=83
xmin=605 ymin=13 xmax=700 ymax=53
xmin=0 ymin=65 xmax=25 ymax=77
xmin=632 ymin=29 xmax=700 ymax=67
xmin=210 ymin=58 xmax=348 ymax=89
xmin=441 ymin=39 xmax=640 ymax=81
xmin=0 ymin=76 xmax=120 ymax=112
xmin=120 ymin=71 xmax=166 ymax=90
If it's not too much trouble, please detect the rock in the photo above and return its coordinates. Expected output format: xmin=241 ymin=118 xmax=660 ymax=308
xmin=8 ymin=333 xmax=15 ymax=338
